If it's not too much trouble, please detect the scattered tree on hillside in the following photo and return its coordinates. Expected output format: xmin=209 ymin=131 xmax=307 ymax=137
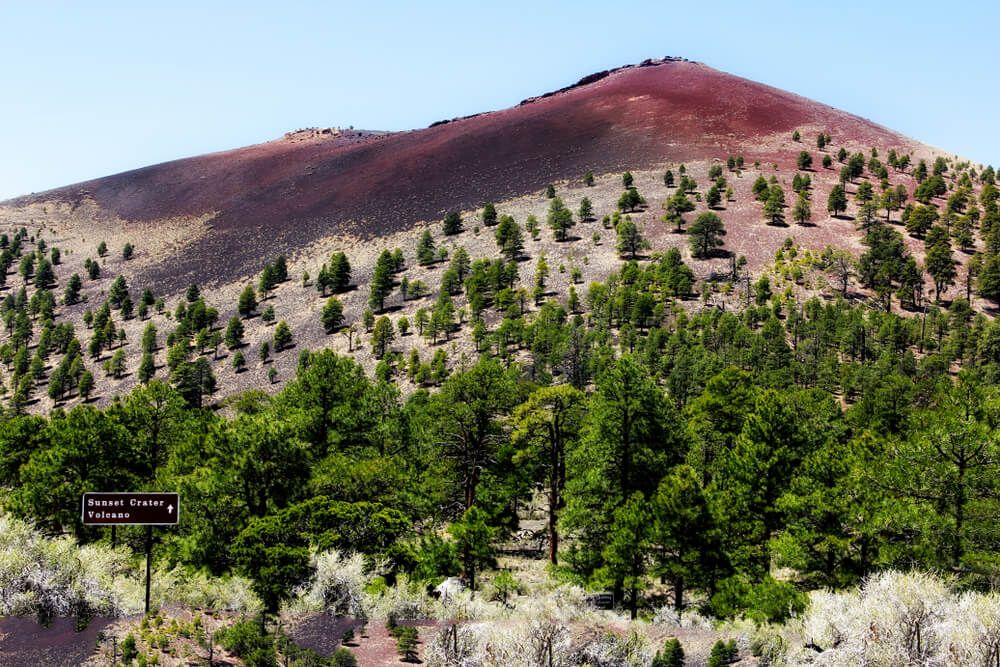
xmin=663 ymin=192 xmax=696 ymax=232
xmin=369 ymin=250 xmax=394 ymax=312
xmin=322 ymin=297 xmax=344 ymax=333
xmin=238 ymin=285 xmax=257 ymax=318
xmin=617 ymin=189 xmax=644 ymax=213
xmin=925 ymin=242 xmax=957 ymax=302
xmin=443 ymin=211 xmax=463 ymax=235
xmin=547 ymin=197 xmax=575 ymax=241
xmin=224 ymin=317 xmax=245 ymax=349
xmin=329 ymin=252 xmax=352 ymax=292
xmin=792 ymin=193 xmax=812 ymax=225
xmin=763 ymin=187 xmax=786 ymax=225
xmin=273 ymin=321 xmax=293 ymax=352
xmin=495 ymin=215 xmax=524 ymax=260
xmin=371 ymin=316 xmax=395 ymax=359
xmin=688 ymin=212 xmax=726 ymax=258
xmin=828 ymin=184 xmax=848 ymax=217
xmin=481 ymin=203 xmax=497 ymax=227
xmin=417 ymin=231 xmax=436 ymax=266
xmin=615 ymin=217 xmax=650 ymax=259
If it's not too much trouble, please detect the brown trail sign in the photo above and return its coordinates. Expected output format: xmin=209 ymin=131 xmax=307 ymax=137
xmin=81 ymin=492 xmax=179 ymax=525
xmin=81 ymin=492 xmax=179 ymax=612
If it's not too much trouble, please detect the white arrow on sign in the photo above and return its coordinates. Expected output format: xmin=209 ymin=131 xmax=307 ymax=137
xmin=167 ymin=504 xmax=174 ymax=514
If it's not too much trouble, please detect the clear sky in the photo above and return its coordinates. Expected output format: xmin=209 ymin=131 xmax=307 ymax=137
xmin=0 ymin=0 xmax=995 ymax=200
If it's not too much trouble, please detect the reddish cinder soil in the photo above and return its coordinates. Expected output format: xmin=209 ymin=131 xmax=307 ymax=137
xmin=4 ymin=58 xmax=924 ymax=292
xmin=0 ymin=616 xmax=114 ymax=666
xmin=285 ymin=615 xmax=441 ymax=666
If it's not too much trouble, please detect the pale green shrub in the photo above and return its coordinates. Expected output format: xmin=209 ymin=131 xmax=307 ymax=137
xmin=0 ymin=515 xmax=135 ymax=618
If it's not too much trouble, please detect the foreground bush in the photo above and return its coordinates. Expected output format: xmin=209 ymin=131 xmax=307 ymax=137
xmin=789 ymin=570 xmax=1000 ymax=665
xmin=0 ymin=514 xmax=261 ymax=619
xmin=0 ymin=514 xmax=135 ymax=620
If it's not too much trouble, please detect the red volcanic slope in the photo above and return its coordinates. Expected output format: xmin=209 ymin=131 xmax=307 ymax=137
xmin=9 ymin=59 xmax=921 ymax=290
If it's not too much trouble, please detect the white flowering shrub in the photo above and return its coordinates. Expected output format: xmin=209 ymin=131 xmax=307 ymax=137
xmin=792 ymin=570 xmax=1000 ymax=666
xmin=572 ymin=628 xmax=653 ymax=667
xmin=650 ymin=604 xmax=714 ymax=629
xmin=423 ymin=619 xmax=572 ymax=667
xmin=286 ymin=549 xmax=370 ymax=617
xmin=0 ymin=515 xmax=135 ymax=618
xmin=423 ymin=621 xmax=483 ymax=667
xmin=152 ymin=566 xmax=261 ymax=613
xmin=366 ymin=572 xmax=431 ymax=620
xmin=0 ymin=515 xmax=263 ymax=618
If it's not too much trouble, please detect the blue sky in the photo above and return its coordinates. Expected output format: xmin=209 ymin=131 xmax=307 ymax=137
xmin=0 ymin=0 xmax=995 ymax=200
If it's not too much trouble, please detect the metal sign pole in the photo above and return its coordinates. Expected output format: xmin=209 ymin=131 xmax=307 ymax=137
xmin=80 ymin=492 xmax=179 ymax=616
xmin=145 ymin=525 xmax=153 ymax=614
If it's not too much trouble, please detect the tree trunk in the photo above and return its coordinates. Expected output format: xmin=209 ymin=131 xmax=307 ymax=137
xmin=672 ymin=575 xmax=685 ymax=612
xmin=630 ymin=581 xmax=638 ymax=620
xmin=954 ymin=461 xmax=967 ymax=566
xmin=549 ymin=433 xmax=559 ymax=565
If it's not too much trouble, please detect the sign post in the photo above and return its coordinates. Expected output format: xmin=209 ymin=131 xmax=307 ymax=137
xmin=82 ymin=492 xmax=179 ymax=613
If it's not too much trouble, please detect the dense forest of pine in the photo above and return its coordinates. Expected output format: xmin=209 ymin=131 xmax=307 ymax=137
xmin=3 ymin=133 xmax=1000 ymax=639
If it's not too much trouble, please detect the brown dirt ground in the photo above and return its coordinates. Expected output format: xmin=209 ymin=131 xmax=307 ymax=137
xmin=0 ymin=616 xmax=114 ymax=667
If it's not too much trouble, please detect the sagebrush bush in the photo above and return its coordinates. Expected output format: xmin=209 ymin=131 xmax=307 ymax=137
xmin=423 ymin=619 xmax=574 ymax=667
xmin=0 ymin=514 xmax=261 ymax=618
xmin=791 ymin=570 xmax=1000 ymax=666
xmin=0 ymin=514 xmax=135 ymax=618
xmin=152 ymin=565 xmax=261 ymax=613
xmin=287 ymin=550 xmax=371 ymax=617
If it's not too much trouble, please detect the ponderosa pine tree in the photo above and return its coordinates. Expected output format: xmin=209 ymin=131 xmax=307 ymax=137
xmin=706 ymin=184 xmax=722 ymax=209
xmin=510 ymin=384 xmax=586 ymax=564
xmin=322 ymin=297 xmax=344 ymax=333
xmin=64 ymin=273 xmax=82 ymax=305
xmin=369 ymin=250 xmax=394 ymax=312
xmin=238 ymin=285 xmax=257 ymax=318
xmin=562 ymin=356 xmax=681 ymax=595
xmin=443 ymin=211 xmax=463 ymax=235
xmin=688 ymin=212 xmax=726 ymax=258
xmin=224 ymin=317 xmax=244 ymax=349
xmin=259 ymin=264 xmax=276 ymax=298
xmin=828 ymin=184 xmax=848 ymax=217
xmin=328 ymin=252 xmax=352 ymax=292
xmin=447 ymin=505 xmax=496 ymax=592
xmin=481 ymin=203 xmax=497 ymax=227
xmin=652 ymin=465 xmax=727 ymax=611
xmin=273 ymin=320 xmax=293 ymax=352
xmin=615 ymin=217 xmax=650 ymax=259
xmin=417 ymin=231 xmax=436 ymax=266
xmin=547 ymin=197 xmax=575 ymax=241
xmin=792 ymin=193 xmax=811 ymax=225
xmin=663 ymin=192 xmax=695 ymax=232
xmin=370 ymin=316 xmax=394 ymax=359
xmin=138 ymin=352 xmax=155 ymax=383
xmin=495 ymin=215 xmax=524 ymax=260
xmin=925 ymin=242 xmax=957 ymax=302
xmin=763 ymin=187 xmax=785 ymax=225
xmin=601 ymin=492 xmax=651 ymax=619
